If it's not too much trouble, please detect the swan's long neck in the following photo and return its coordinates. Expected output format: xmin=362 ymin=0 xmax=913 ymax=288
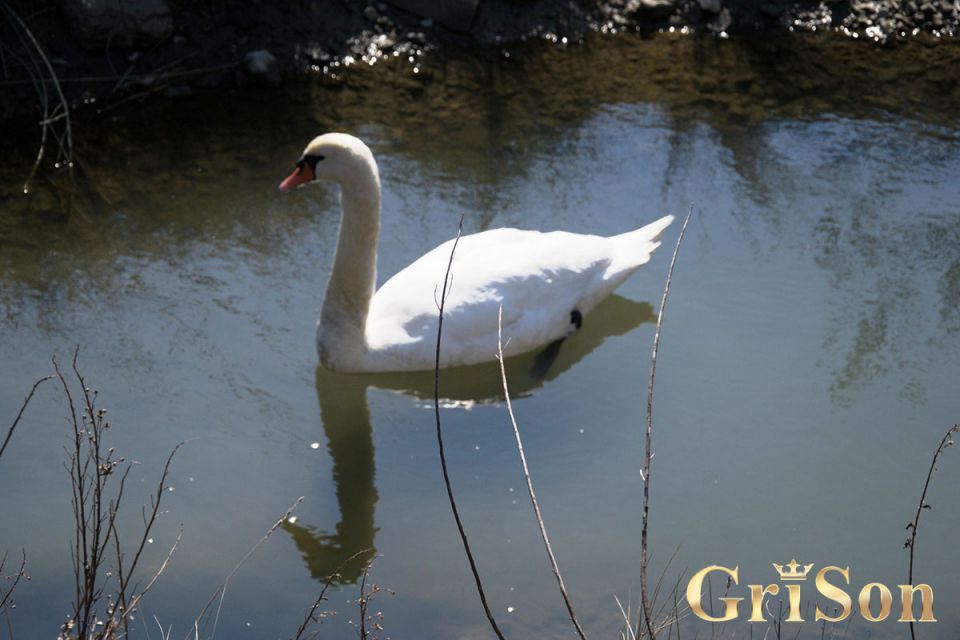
xmin=318 ymin=160 xmax=380 ymax=370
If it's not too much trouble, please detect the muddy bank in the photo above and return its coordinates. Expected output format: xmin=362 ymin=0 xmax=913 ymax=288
xmin=1 ymin=0 xmax=958 ymax=125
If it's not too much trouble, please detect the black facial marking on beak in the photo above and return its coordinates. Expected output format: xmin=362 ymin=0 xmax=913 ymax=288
xmin=303 ymin=154 xmax=323 ymax=173
xmin=570 ymin=309 xmax=583 ymax=329
xmin=294 ymin=154 xmax=323 ymax=178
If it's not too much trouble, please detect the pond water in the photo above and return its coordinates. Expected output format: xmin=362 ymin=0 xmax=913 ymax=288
xmin=1 ymin=31 xmax=959 ymax=639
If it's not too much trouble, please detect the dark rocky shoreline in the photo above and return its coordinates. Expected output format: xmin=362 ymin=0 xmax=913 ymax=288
xmin=0 ymin=0 xmax=957 ymax=125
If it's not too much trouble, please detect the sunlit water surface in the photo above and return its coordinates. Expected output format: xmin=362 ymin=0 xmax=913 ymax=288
xmin=1 ymin=32 xmax=959 ymax=639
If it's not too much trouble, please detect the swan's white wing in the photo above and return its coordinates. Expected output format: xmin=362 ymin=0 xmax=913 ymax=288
xmin=364 ymin=223 xmax=667 ymax=371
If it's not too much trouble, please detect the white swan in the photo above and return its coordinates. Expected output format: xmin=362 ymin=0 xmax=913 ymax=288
xmin=279 ymin=133 xmax=673 ymax=373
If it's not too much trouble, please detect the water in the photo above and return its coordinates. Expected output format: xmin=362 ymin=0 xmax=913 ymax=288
xmin=1 ymin=31 xmax=959 ymax=638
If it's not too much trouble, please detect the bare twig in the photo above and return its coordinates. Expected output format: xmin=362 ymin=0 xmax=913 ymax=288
xmin=0 ymin=61 xmax=238 ymax=87
xmin=124 ymin=528 xmax=182 ymax=615
xmin=905 ymin=423 xmax=959 ymax=640
xmin=103 ymin=51 xmax=201 ymax=112
xmin=0 ymin=375 xmax=52 ymax=461
xmin=189 ymin=498 xmax=304 ymax=640
xmin=618 ymin=553 xmax=688 ymax=640
xmin=355 ymin=558 xmax=390 ymax=640
xmin=0 ymin=551 xmax=27 ymax=613
xmin=614 ymin=594 xmax=637 ymax=640
xmin=292 ymin=548 xmax=372 ymax=640
xmin=3 ymin=4 xmax=73 ymax=191
xmin=4 ymin=5 xmax=50 ymax=194
xmin=638 ymin=207 xmax=693 ymax=640
xmin=111 ymin=442 xmax=185 ymax=638
xmin=433 ymin=215 xmax=507 ymax=640
xmin=358 ymin=563 xmax=370 ymax=640
xmin=496 ymin=304 xmax=588 ymax=640
xmin=50 ymin=348 xmax=182 ymax=639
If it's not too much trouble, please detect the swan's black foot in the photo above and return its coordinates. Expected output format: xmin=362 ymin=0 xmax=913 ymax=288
xmin=530 ymin=338 xmax=565 ymax=379
xmin=569 ymin=309 xmax=583 ymax=334
xmin=529 ymin=309 xmax=583 ymax=379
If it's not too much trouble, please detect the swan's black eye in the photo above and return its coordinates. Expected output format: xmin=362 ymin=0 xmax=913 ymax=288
xmin=303 ymin=154 xmax=323 ymax=171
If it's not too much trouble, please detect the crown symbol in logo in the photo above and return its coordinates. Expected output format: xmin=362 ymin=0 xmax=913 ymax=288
xmin=772 ymin=559 xmax=814 ymax=581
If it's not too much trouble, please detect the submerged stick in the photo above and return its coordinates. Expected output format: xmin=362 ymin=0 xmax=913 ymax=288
xmin=496 ymin=305 xmax=588 ymax=640
xmin=433 ymin=216 xmax=507 ymax=640
xmin=639 ymin=207 xmax=693 ymax=640
xmin=905 ymin=423 xmax=959 ymax=640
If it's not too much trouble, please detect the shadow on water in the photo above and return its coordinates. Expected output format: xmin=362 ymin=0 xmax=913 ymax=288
xmin=283 ymin=371 xmax=378 ymax=584
xmin=284 ymin=294 xmax=653 ymax=584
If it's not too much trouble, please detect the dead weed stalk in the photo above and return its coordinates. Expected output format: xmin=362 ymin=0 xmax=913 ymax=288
xmin=52 ymin=348 xmax=183 ymax=639
xmin=638 ymin=207 xmax=692 ymax=640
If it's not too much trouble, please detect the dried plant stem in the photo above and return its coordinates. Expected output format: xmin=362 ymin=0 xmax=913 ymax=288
xmin=496 ymin=305 xmax=588 ymax=640
xmin=0 ymin=62 xmax=239 ymax=87
xmin=190 ymin=497 xmax=304 ymax=640
xmin=0 ymin=551 xmax=27 ymax=613
xmin=291 ymin=548 xmax=372 ymax=640
xmin=638 ymin=208 xmax=692 ymax=640
xmin=111 ymin=445 xmax=184 ymax=639
xmin=615 ymin=594 xmax=637 ymax=640
xmin=0 ymin=375 xmax=52 ymax=461
xmin=905 ymin=423 xmax=959 ymax=640
xmin=51 ymin=348 xmax=182 ymax=639
xmin=433 ymin=216 xmax=506 ymax=640
xmin=3 ymin=4 xmax=73 ymax=190
xmin=358 ymin=563 xmax=370 ymax=640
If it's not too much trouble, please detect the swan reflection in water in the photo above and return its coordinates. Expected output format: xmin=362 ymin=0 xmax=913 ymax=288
xmin=283 ymin=294 xmax=655 ymax=584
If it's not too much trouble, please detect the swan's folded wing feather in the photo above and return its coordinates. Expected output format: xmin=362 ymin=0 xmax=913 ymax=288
xmin=365 ymin=228 xmax=615 ymax=367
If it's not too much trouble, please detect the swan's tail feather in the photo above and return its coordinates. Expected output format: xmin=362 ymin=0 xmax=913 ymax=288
xmin=604 ymin=214 xmax=675 ymax=280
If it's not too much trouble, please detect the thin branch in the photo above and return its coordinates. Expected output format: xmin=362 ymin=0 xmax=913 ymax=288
xmin=0 ymin=375 xmax=52 ymax=461
xmin=189 ymin=498 xmax=304 ymax=640
xmin=615 ymin=594 xmax=637 ymax=640
xmin=433 ymin=215 xmax=507 ymax=640
xmin=3 ymin=4 xmax=73 ymax=189
xmin=118 ymin=443 xmax=184 ymax=598
xmin=112 ymin=443 xmax=184 ymax=636
xmin=905 ymin=423 xmax=959 ymax=640
xmin=0 ymin=61 xmax=238 ymax=86
xmin=639 ymin=207 xmax=693 ymax=640
xmin=0 ymin=551 xmax=27 ymax=612
xmin=496 ymin=304 xmax=588 ymax=640
xmin=4 ymin=5 xmax=49 ymax=194
xmin=358 ymin=563 xmax=369 ymax=640
xmin=50 ymin=348 xmax=184 ymax=639
xmin=292 ymin=548 xmax=372 ymax=640
xmin=123 ymin=528 xmax=182 ymax=619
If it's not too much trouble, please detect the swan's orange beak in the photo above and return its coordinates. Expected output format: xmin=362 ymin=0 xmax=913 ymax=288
xmin=279 ymin=164 xmax=314 ymax=192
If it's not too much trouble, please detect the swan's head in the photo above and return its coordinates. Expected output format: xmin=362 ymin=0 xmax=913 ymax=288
xmin=278 ymin=133 xmax=378 ymax=192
